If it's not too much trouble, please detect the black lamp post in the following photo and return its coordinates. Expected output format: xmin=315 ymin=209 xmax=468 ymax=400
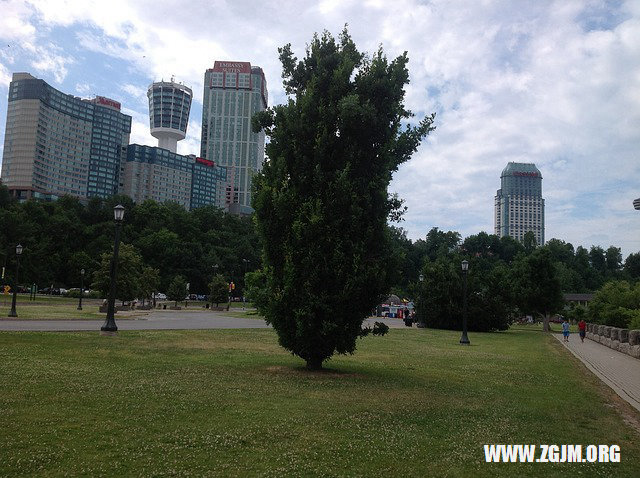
xmin=416 ymin=273 xmax=425 ymax=328
xmin=77 ymin=268 xmax=85 ymax=310
xmin=634 ymin=197 xmax=640 ymax=211
xmin=101 ymin=205 xmax=125 ymax=334
xmin=242 ymin=258 xmax=249 ymax=309
xmin=8 ymin=244 xmax=23 ymax=318
xmin=460 ymin=260 xmax=470 ymax=345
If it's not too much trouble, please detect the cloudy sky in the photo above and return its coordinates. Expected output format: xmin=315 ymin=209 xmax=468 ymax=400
xmin=1 ymin=0 xmax=639 ymax=258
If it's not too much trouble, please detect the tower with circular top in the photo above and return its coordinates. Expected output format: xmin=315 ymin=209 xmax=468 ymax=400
xmin=147 ymin=78 xmax=192 ymax=153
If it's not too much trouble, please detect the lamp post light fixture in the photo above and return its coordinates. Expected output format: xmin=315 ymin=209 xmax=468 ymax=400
xmin=101 ymin=205 xmax=125 ymax=334
xmin=77 ymin=268 xmax=85 ymax=310
xmin=8 ymin=244 xmax=23 ymax=318
xmin=634 ymin=197 xmax=640 ymax=211
xmin=460 ymin=260 xmax=470 ymax=345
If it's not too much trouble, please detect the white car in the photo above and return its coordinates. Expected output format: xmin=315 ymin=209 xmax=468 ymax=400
xmin=152 ymin=292 xmax=167 ymax=300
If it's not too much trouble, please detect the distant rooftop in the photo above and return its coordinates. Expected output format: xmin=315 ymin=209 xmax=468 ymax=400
xmin=501 ymin=162 xmax=542 ymax=178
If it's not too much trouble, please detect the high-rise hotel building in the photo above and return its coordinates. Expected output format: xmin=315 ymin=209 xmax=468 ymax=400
xmin=123 ymin=144 xmax=227 ymax=210
xmin=201 ymin=61 xmax=267 ymax=214
xmin=1 ymin=73 xmax=131 ymax=201
xmin=494 ymin=162 xmax=545 ymax=245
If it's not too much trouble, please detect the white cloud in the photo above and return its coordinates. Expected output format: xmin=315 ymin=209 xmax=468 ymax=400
xmin=75 ymin=82 xmax=91 ymax=94
xmin=0 ymin=0 xmax=638 ymax=257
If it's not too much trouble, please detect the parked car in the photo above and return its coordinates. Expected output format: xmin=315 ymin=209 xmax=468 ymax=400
xmin=152 ymin=292 xmax=167 ymax=300
xmin=40 ymin=287 xmax=62 ymax=295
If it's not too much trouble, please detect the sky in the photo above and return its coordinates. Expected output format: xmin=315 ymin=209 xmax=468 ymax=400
xmin=0 ymin=0 xmax=639 ymax=258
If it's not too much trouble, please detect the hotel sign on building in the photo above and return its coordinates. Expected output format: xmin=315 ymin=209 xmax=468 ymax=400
xmin=94 ymin=96 xmax=121 ymax=111
xmin=212 ymin=61 xmax=252 ymax=74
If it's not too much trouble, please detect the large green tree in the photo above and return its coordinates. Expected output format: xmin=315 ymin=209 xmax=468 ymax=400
xmin=92 ymin=243 xmax=144 ymax=304
xmin=624 ymin=252 xmax=640 ymax=280
xmin=167 ymin=275 xmax=188 ymax=308
xmin=138 ymin=267 xmax=160 ymax=307
xmin=252 ymin=29 xmax=435 ymax=369
xmin=414 ymin=255 xmax=513 ymax=332
xmin=208 ymin=274 xmax=228 ymax=307
xmin=512 ymin=248 xmax=564 ymax=331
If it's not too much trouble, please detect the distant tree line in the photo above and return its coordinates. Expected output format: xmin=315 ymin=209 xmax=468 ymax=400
xmin=0 ymin=181 xmax=260 ymax=297
xmin=388 ymin=228 xmax=640 ymax=332
xmin=388 ymin=227 xmax=640 ymax=298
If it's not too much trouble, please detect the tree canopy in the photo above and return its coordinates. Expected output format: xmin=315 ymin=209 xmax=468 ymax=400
xmin=0 ymin=186 xmax=260 ymax=296
xmin=251 ymin=29 xmax=435 ymax=369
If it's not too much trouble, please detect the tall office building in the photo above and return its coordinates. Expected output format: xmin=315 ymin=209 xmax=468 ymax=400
xmin=147 ymin=79 xmax=192 ymax=153
xmin=201 ymin=61 xmax=267 ymax=214
xmin=1 ymin=72 xmax=131 ymax=201
xmin=494 ymin=162 xmax=545 ymax=245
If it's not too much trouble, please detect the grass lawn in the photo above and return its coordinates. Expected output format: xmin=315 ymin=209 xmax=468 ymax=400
xmin=1 ymin=327 xmax=638 ymax=476
xmin=0 ymin=298 xmax=105 ymax=320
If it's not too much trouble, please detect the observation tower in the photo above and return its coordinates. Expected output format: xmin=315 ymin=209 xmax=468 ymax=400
xmin=147 ymin=78 xmax=192 ymax=153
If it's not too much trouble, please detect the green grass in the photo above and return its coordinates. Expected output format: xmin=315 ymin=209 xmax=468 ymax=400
xmin=0 ymin=296 xmax=150 ymax=320
xmin=0 ymin=298 xmax=105 ymax=319
xmin=0 ymin=328 xmax=638 ymax=476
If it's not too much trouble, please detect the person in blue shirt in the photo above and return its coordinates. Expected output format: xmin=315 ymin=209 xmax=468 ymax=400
xmin=562 ymin=317 xmax=570 ymax=342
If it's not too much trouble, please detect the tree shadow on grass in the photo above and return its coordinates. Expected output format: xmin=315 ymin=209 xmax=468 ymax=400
xmin=265 ymin=365 xmax=364 ymax=379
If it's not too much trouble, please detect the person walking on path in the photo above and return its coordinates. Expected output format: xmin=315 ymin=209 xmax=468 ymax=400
xmin=578 ymin=318 xmax=586 ymax=343
xmin=562 ymin=317 xmax=570 ymax=342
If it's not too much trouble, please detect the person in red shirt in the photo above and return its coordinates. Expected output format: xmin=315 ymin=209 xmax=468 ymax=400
xmin=578 ymin=319 xmax=587 ymax=343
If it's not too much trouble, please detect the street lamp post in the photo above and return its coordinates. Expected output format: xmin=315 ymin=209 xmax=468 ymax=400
xmin=77 ymin=268 xmax=85 ymax=310
xmin=460 ymin=260 xmax=470 ymax=345
xmin=416 ymin=273 xmax=425 ymax=328
xmin=101 ymin=205 xmax=125 ymax=334
xmin=634 ymin=197 xmax=640 ymax=211
xmin=242 ymin=259 xmax=249 ymax=310
xmin=8 ymin=244 xmax=23 ymax=318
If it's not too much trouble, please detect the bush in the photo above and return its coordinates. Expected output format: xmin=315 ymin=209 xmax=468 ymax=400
xmin=588 ymin=280 xmax=640 ymax=328
xmin=627 ymin=311 xmax=640 ymax=330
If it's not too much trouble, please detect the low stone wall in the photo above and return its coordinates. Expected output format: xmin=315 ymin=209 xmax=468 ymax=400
xmin=585 ymin=323 xmax=640 ymax=359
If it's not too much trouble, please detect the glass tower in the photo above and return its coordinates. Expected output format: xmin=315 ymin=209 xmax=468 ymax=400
xmin=200 ymin=61 xmax=267 ymax=214
xmin=494 ymin=162 xmax=545 ymax=245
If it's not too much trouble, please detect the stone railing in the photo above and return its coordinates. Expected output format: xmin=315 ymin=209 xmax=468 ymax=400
xmin=585 ymin=323 xmax=640 ymax=359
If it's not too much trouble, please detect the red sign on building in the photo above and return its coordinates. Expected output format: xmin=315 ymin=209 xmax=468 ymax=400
xmin=95 ymin=96 xmax=121 ymax=111
xmin=196 ymin=157 xmax=215 ymax=167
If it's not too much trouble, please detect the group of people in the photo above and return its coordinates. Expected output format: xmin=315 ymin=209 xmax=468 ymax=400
xmin=562 ymin=317 xmax=587 ymax=343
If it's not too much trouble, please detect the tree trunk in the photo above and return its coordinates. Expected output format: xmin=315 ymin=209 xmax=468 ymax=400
xmin=542 ymin=312 xmax=550 ymax=332
xmin=306 ymin=357 xmax=323 ymax=371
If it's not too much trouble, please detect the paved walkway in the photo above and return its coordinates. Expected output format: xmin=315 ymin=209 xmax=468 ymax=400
xmin=0 ymin=310 xmax=408 ymax=332
xmin=0 ymin=310 xmax=272 ymax=331
xmin=554 ymin=334 xmax=640 ymax=413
